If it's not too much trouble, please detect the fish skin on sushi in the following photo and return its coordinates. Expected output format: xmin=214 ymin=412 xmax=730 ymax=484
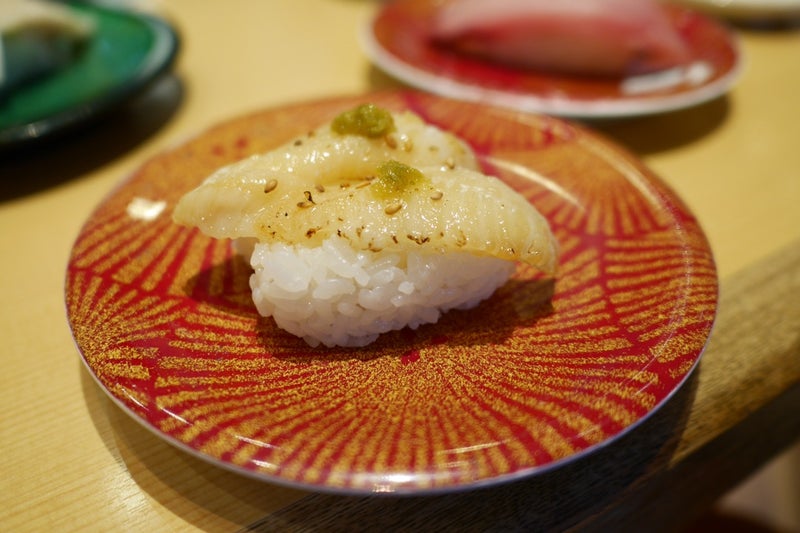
xmin=173 ymin=104 xmax=558 ymax=347
xmin=429 ymin=0 xmax=692 ymax=77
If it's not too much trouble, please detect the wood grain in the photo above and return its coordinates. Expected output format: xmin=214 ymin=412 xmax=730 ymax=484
xmin=240 ymin=238 xmax=800 ymax=532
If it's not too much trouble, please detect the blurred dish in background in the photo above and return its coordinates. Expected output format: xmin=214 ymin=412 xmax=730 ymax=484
xmin=0 ymin=0 xmax=179 ymax=149
xmin=0 ymin=0 xmax=95 ymax=98
xmin=362 ymin=0 xmax=742 ymax=118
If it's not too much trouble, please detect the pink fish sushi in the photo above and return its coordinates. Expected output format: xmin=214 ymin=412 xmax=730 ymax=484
xmin=430 ymin=0 xmax=692 ymax=77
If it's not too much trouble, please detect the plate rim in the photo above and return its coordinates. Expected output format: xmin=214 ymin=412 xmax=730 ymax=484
xmin=678 ymin=0 xmax=800 ymax=19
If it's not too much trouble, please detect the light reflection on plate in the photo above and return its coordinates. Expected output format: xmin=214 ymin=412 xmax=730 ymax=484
xmin=362 ymin=0 xmax=742 ymax=118
xmin=675 ymin=0 xmax=800 ymax=20
xmin=66 ymin=92 xmax=718 ymax=494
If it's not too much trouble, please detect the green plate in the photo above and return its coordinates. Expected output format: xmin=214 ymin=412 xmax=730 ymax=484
xmin=0 ymin=1 xmax=179 ymax=147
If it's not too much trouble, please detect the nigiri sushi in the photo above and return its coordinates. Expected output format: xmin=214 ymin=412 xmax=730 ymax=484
xmin=174 ymin=104 xmax=558 ymax=347
xmin=430 ymin=0 xmax=692 ymax=77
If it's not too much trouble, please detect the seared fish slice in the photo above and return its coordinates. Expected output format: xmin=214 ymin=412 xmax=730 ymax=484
xmin=174 ymin=107 xmax=557 ymax=275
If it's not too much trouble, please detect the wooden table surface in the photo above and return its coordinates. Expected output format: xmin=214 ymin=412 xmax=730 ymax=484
xmin=2 ymin=1 xmax=799 ymax=531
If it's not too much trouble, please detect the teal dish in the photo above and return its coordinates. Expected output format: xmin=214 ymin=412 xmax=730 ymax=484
xmin=0 ymin=1 xmax=179 ymax=147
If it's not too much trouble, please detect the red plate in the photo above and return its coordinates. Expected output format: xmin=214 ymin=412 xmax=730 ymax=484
xmin=363 ymin=0 xmax=741 ymax=118
xmin=66 ymin=92 xmax=717 ymax=494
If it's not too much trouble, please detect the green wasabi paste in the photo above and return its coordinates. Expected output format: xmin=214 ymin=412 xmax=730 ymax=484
xmin=331 ymin=104 xmax=395 ymax=138
xmin=372 ymin=160 xmax=429 ymax=197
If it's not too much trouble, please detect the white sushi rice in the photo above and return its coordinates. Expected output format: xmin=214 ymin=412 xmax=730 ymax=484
xmin=249 ymin=236 xmax=516 ymax=347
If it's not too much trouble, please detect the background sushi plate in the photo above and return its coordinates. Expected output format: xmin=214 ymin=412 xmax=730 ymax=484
xmin=66 ymin=91 xmax=717 ymax=494
xmin=362 ymin=0 xmax=742 ymax=118
xmin=0 ymin=1 xmax=179 ymax=148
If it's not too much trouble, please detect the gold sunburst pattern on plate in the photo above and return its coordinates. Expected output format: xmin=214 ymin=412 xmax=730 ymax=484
xmin=66 ymin=91 xmax=717 ymax=494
